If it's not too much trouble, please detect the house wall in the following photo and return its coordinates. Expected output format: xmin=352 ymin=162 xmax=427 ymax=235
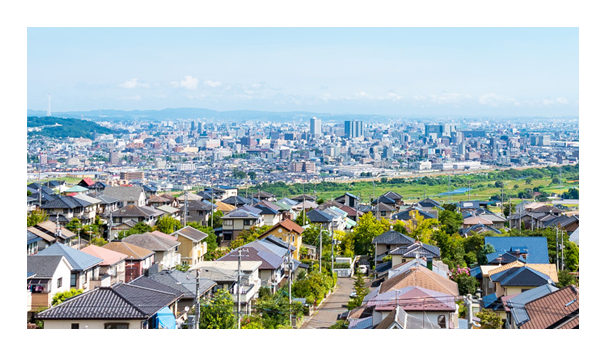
xmin=156 ymin=250 xmax=181 ymax=270
xmin=43 ymin=319 xmax=143 ymax=329
xmin=263 ymin=227 xmax=302 ymax=259
xmin=30 ymin=260 xmax=72 ymax=311
xmin=177 ymin=236 xmax=206 ymax=266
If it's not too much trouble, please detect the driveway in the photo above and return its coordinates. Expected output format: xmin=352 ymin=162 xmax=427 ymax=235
xmin=300 ymin=276 xmax=355 ymax=329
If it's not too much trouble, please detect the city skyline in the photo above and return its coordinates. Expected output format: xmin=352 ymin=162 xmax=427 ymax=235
xmin=27 ymin=27 xmax=578 ymax=117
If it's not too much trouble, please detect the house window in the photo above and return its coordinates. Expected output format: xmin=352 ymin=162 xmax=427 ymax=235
xmin=71 ymin=323 xmax=79 ymax=329
xmin=57 ymin=277 xmax=62 ymax=289
xmin=70 ymin=274 xmax=77 ymax=288
xmin=437 ymin=315 xmax=446 ymax=329
xmin=244 ymin=219 xmax=251 ymax=226
xmin=224 ymin=220 xmax=233 ymax=226
xmin=104 ymin=323 xmax=129 ymax=329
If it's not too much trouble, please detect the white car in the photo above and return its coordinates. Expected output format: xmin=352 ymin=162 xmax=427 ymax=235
xmin=349 ymin=291 xmax=357 ymax=298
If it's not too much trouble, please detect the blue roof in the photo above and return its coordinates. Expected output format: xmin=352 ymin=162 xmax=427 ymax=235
xmin=482 ymin=293 xmax=501 ymax=310
xmin=36 ymin=243 xmax=103 ymax=271
xmin=469 ymin=266 xmax=482 ymax=279
xmin=491 ymin=266 xmax=554 ymax=287
xmin=485 ymin=236 xmax=549 ymax=264
xmin=306 ymin=209 xmax=334 ymax=223
xmin=486 ymin=251 xmax=526 ymax=264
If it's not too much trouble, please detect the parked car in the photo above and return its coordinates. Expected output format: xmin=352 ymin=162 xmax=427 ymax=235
xmin=358 ymin=265 xmax=368 ymax=274
xmin=349 ymin=291 xmax=357 ymax=298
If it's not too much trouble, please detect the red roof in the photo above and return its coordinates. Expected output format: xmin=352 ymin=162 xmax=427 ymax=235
xmin=82 ymin=178 xmax=95 ymax=186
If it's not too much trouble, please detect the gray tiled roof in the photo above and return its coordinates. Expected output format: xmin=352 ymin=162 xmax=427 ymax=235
xmin=27 ymin=255 xmax=69 ymax=278
xmin=123 ymin=232 xmax=180 ymax=252
xmin=37 ymin=282 xmax=181 ymax=320
xmin=372 ymin=230 xmax=415 ymax=245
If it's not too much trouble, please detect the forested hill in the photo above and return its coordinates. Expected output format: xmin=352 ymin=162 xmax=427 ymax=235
xmin=27 ymin=116 xmax=122 ymax=139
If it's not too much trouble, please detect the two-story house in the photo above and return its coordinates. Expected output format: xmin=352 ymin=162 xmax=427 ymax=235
xmin=122 ymin=232 xmax=181 ymax=270
xmin=171 ymin=226 xmax=208 ymax=267
xmin=35 ymin=243 xmax=103 ymax=292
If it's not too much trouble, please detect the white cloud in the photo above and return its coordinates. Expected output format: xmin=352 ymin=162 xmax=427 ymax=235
xmin=555 ymin=97 xmax=569 ymax=105
xmin=118 ymin=78 xmax=149 ymax=89
xmin=172 ymin=75 xmax=199 ymax=90
xmin=355 ymin=91 xmax=373 ymax=99
xmin=413 ymin=95 xmax=426 ymax=101
xmin=204 ymin=79 xmax=222 ymax=88
xmin=478 ymin=93 xmax=518 ymax=107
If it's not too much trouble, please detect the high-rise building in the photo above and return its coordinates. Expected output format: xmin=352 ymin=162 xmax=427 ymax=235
xmin=345 ymin=120 xmax=363 ymax=138
xmin=109 ymin=151 xmax=120 ymax=166
xmin=310 ymin=117 xmax=321 ymax=138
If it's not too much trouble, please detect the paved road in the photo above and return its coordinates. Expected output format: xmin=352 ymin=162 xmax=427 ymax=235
xmin=300 ymin=277 xmax=355 ymax=329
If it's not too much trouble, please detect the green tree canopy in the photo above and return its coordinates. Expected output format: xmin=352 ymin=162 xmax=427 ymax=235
xmin=27 ymin=209 xmax=48 ymax=227
xmin=155 ymin=215 xmax=182 ymax=234
xmin=199 ymin=288 xmax=236 ymax=329
xmin=353 ymin=212 xmax=387 ymax=255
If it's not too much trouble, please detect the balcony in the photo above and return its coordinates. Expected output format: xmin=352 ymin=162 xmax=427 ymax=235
xmin=231 ymin=278 xmax=261 ymax=304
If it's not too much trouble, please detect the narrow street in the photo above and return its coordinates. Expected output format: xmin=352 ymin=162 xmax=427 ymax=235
xmin=300 ymin=276 xmax=355 ymax=329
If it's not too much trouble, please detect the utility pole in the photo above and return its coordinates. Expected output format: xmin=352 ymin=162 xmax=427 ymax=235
xmin=288 ymin=233 xmax=293 ymax=328
xmin=319 ymin=227 xmax=323 ymax=274
xmin=556 ymin=228 xmax=560 ymax=271
xmin=194 ymin=268 xmax=200 ymax=329
xmin=183 ymin=187 xmax=189 ymax=226
xmin=236 ymin=247 xmax=248 ymax=329
xmin=561 ymin=229 xmax=565 ymax=271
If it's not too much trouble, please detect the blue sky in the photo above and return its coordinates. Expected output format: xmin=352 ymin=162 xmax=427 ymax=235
xmin=27 ymin=27 xmax=579 ymax=116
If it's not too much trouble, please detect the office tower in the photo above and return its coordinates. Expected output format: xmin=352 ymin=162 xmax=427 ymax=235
xmin=110 ymin=151 xmax=120 ymax=166
xmin=345 ymin=120 xmax=363 ymax=138
xmin=310 ymin=117 xmax=321 ymax=138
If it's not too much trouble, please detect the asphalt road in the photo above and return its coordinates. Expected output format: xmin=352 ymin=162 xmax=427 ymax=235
xmin=300 ymin=277 xmax=355 ymax=329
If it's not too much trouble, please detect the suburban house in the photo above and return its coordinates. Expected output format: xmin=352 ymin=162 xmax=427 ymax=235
xmin=171 ymin=226 xmax=208 ymax=267
xmin=503 ymin=284 xmax=559 ymax=329
xmin=388 ymin=241 xmax=441 ymax=268
xmin=220 ymin=207 xmax=264 ymax=245
xmin=156 ymin=204 xmax=182 ymax=219
xmin=253 ymin=203 xmax=282 ymax=227
xmin=193 ymin=260 xmax=263 ymax=315
xmin=102 ymin=241 xmax=155 ymax=282
xmin=517 ymin=284 xmax=579 ymax=329
xmin=306 ymin=208 xmax=334 ymax=229
xmin=147 ymin=194 xmax=173 ymax=208
xmin=27 ymin=255 xmax=73 ymax=318
xmin=90 ymin=194 xmax=120 ymax=214
xmin=35 ymin=281 xmax=183 ymax=329
xmin=181 ymin=199 xmax=215 ymax=226
xmin=105 ymin=204 xmax=164 ymax=228
xmin=335 ymin=192 xmax=360 ymax=208
xmin=123 ymin=232 xmax=181 ymax=270
xmin=392 ymin=207 xmax=437 ymax=222
xmin=484 ymin=236 xmax=550 ymax=264
xmin=103 ymin=185 xmax=147 ymax=207
xmin=219 ymin=239 xmax=293 ymax=294
xmin=372 ymin=229 xmax=416 ymax=265
xmin=38 ymin=195 xmax=95 ymax=225
xmin=27 ymin=226 xmax=56 ymax=254
xmin=35 ymin=243 xmax=103 ymax=292
xmin=258 ymin=219 xmax=304 ymax=259
xmin=360 ymin=286 xmax=458 ymax=329
xmin=373 ymin=305 xmax=441 ymax=329
xmin=81 ymin=244 xmax=127 ymax=286
xmin=34 ymin=220 xmax=77 ymax=245
xmin=145 ymin=269 xmax=217 ymax=327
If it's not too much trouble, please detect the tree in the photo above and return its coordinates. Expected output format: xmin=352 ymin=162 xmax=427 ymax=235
xmin=155 ymin=215 xmax=182 ymax=234
xmin=247 ymin=171 xmax=257 ymax=181
xmin=230 ymin=225 xmax=270 ymax=249
xmin=438 ymin=209 xmax=463 ymax=235
xmin=208 ymin=210 xmax=224 ymax=229
xmin=52 ymin=288 xmax=83 ymax=306
xmin=199 ymin=288 xmax=236 ymax=329
xmin=402 ymin=210 xmax=439 ymax=244
xmin=301 ymin=224 xmax=331 ymax=248
xmin=556 ymin=270 xmax=577 ymax=288
xmin=347 ymin=272 xmax=370 ymax=310
xmin=294 ymin=209 xmax=311 ymax=226
xmin=503 ymin=203 xmax=515 ymax=218
xmin=27 ymin=209 xmax=48 ymax=227
xmin=451 ymin=266 xmax=478 ymax=295
xmin=477 ymin=309 xmax=503 ymax=329
xmin=564 ymin=241 xmax=579 ymax=272
xmin=66 ymin=218 xmax=83 ymax=235
xmin=352 ymin=212 xmax=387 ymax=255
xmin=117 ymin=221 xmax=152 ymax=238
xmin=525 ymin=178 xmax=533 ymax=185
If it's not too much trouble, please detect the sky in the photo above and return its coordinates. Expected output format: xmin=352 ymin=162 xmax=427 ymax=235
xmin=27 ymin=27 xmax=578 ymax=117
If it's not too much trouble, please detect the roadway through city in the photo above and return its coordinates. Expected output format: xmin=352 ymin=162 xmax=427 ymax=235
xmin=300 ymin=276 xmax=355 ymax=329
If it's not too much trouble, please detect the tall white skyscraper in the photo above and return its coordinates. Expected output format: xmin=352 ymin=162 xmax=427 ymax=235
xmin=310 ymin=117 xmax=321 ymax=138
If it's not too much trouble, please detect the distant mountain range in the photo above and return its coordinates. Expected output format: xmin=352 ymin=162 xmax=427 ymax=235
xmin=27 ymin=116 xmax=123 ymax=139
xmin=26 ymin=108 xmax=391 ymax=123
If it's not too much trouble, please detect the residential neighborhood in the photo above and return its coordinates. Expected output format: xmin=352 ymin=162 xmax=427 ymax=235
xmin=26 ymin=175 xmax=579 ymax=330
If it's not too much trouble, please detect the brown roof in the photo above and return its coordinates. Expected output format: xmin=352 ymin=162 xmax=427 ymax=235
xmin=379 ymin=266 xmax=459 ymax=296
xmin=27 ymin=226 xmax=56 ymax=243
xmin=520 ymin=285 xmax=579 ymax=329
xmin=102 ymin=241 xmax=155 ymax=260
xmin=36 ymin=220 xmax=77 ymax=238
xmin=214 ymin=201 xmax=236 ymax=212
xmin=259 ymin=219 xmax=304 ymax=239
